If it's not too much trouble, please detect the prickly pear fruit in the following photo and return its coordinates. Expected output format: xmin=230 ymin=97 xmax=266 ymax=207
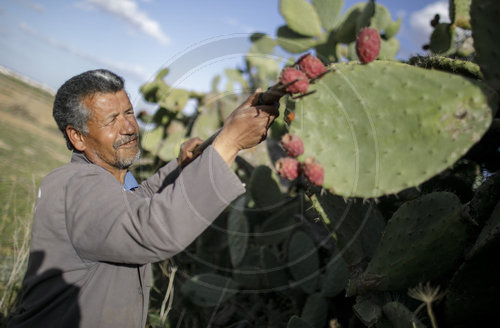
xmin=286 ymin=112 xmax=295 ymax=124
xmin=298 ymin=54 xmax=327 ymax=79
xmin=302 ymin=157 xmax=324 ymax=186
xmin=280 ymin=133 xmax=304 ymax=157
xmin=276 ymin=157 xmax=300 ymax=180
xmin=355 ymin=27 xmax=381 ymax=64
xmin=279 ymin=67 xmax=309 ymax=94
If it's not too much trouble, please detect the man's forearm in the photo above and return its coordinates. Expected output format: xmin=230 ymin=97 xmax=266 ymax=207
xmin=212 ymin=135 xmax=239 ymax=166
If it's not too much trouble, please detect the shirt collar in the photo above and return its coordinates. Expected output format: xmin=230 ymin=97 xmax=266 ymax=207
xmin=71 ymin=151 xmax=139 ymax=191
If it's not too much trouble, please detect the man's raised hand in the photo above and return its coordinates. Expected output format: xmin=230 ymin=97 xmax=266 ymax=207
xmin=178 ymin=137 xmax=204 ymax=168
xmin=213 ymin=89 xmax=280 ymax=165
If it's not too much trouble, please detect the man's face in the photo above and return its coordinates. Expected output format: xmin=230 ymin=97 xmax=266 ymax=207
xmin=82 ymin=90 xmax=140 ymax=171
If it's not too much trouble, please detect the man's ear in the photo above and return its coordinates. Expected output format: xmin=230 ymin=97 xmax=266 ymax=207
xmin=66 ymin=126 xmax=86 ymax=152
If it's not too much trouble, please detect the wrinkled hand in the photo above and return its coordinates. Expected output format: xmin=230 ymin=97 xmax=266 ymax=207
xmin=213 ymin=89 xmax=279 ymax=165
xmin=178 ymin=137 xmax=204 ymax=168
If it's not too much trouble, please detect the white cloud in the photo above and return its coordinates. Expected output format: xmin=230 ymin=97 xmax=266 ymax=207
xmin=409 ymin=1 xmax=450 ymax=47
xmin=19 ymin=22 xmax=149 ymax=82
xmin=84 ymin=0 xmax=170 ymax=45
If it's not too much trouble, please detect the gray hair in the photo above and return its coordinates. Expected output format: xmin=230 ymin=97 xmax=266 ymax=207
xmin=53 ymin=69 xmax=125 ymax=150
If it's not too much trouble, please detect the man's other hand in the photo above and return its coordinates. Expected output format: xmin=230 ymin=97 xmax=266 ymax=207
xmin=178 ymin=137 xmax=204 ymax=168
xmin=213 ymin=89 xmax=279 ymax=165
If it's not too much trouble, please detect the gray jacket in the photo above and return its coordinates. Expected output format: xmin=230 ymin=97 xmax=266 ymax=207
xmin=9 ymin=146 xmax=245 ymax=328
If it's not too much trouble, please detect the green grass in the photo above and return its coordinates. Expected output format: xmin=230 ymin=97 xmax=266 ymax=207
xmin=0 ymin=119 xmax=69 ymax=253
xmin=0 ymin=73 xmax=54 ymax=104
xmin=0 ymin=72 xmax=69 ymax=318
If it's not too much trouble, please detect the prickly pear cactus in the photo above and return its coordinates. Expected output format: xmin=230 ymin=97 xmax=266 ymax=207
xmin=353 ymin=297 xmax=382 ymax=326
xmin=350 ymin=192 xmax=468 ymax=293
xmin=181 ymin=273 xmax=239 ymax=307
xmin=288 ymin=230 xmax=320 ymax=294
xmin=429 ymin=23 xmax=455 ymax=55
xmin=311 ymin=0 xmax=343 ymax=31
xmin=270 ymin=1 xmax=401 ymax=62
xmin=227 ymin=197 xmax=249 ymax=267
xmin=289 ymin=61 xmax=495 ymax=198
xmin=382 ymin=302 xmax=425 ymax=328
xmin=280 ymin=0 xmax=323 ymax=37
xmin=320 ymin=251 xmax=349 ymax=297
xmin=248 ymin=165 xmax=286 ymax=210
xmin=287 ymin=315 xmax=313 ymax=328
xmin=444 ymin=201 xmax=500 ymax=326
xmin=310 ymin=192 xmax=385 ymax=266
xmin=471 ymin=0 xmax=500 ymax=92
xmin=300 ymin=293 xmax=328 ymax=328
xmin=450 ymin=0 xmax=472 ymax=29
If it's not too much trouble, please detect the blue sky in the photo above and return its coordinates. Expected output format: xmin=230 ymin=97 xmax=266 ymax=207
xmin=0 ymin=0 xmax=450 ymax=108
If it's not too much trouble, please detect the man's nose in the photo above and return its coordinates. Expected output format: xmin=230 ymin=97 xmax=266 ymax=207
xmin=120 ymin=115 xmax=137 ymax=134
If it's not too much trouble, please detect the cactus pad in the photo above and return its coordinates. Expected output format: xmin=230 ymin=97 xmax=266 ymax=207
xmin=290 ymin=61 xmax=495 ymax=198
xmin=287 ymin=316 xmax=313 ymax=328
xmin=320 ymin=251 xmax=349 ymax=297
xmin=181 ymin=273 xmax=238 ymax=307
xmin=277 ymin=25 xmax=318 ymax=54
xmin=311 ymin=0 xmax=343 ymax=31
xmin=227 ymin=197 xmax=249 ymax=267
xmin=358 ymin=192 xmax=468 ymax=292
xmin=471 ymin=0 xmax=500 ymax=92
xmin=450 ymin=0 xmax=472 ymax=29
xmin=301 ymin=293 xmax=328 ymax=328
xmin=288 ymin=230 xmax=320 ymax=294
xmin=279 ymin=0 xmax=323 ymax=37
xmin=312 ymin=192 xmax=385 ymax=266
xmin=382 ymin=302 xmax=425 ymax=328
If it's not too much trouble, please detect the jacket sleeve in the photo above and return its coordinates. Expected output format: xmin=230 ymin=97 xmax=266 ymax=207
xmin=133 ymin=159 xmax=180 ymax=197
xmin=64 ymin=146 xmax=245 ymax=265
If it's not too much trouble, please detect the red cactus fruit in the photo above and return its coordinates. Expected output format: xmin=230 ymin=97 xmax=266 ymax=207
xmin=275 ymin=157 xmax=300 ymax=180
xmin=355 ymin=27 xmax=381 ymax=64
xmin=286 ymin=112 xmax=295 ymax=123
xmin=279 ymin=67 xmax=309 ymax=94
xmin=298 ymin=54 xmax=327 ymax=79
xmin=302 ymin=157 xmax=324 ymax=186
xmin=280 ymin=133 xmax=304 ymax=157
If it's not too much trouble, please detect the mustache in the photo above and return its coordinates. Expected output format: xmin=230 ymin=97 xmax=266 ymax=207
xmin=113 ymin=133 xmax=139 ymax=149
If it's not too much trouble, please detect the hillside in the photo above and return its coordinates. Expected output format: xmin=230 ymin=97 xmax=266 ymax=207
xmin=0 ymin=71 xmax=69 ymax=257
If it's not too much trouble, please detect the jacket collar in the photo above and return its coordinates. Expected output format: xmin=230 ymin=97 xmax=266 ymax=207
xmin=69 ymin=151 xmax=139 ymax=190
xmin=71 ymin=151 xmax=92 ymax=164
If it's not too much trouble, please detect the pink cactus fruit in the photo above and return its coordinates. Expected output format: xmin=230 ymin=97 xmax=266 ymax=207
xmin=275 ymin=157 xmax=300 ymax=180
xmin=355 ymin=27 xmax=381 ymax=64
xmin=279 ymin=67 xmax=309 ymax=94
xmin=280 ymin=133 xmax=304 ymax=158
xmin=298 ymin=54 xmax=327 ymax=79
xmin=302 ymin=157 xmax=325 ymax=186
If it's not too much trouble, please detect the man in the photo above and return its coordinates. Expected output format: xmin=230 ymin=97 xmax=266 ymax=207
xmin=9 ymin=69 xmax=278 ymax=327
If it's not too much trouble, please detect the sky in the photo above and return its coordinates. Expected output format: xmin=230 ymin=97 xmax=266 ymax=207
xmin=0 ymin=0 xmax=450 ymax=110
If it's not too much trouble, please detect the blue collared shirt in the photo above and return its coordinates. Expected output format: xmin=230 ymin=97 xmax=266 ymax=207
xmin=123 ymin=171 xmax=139 ymax=191
xmin=75 ymin=151 xmax=139 ymax=191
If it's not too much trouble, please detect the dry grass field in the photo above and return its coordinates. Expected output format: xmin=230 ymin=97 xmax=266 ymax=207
xmin=0 ymin=71 xmax=70 ymax=318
